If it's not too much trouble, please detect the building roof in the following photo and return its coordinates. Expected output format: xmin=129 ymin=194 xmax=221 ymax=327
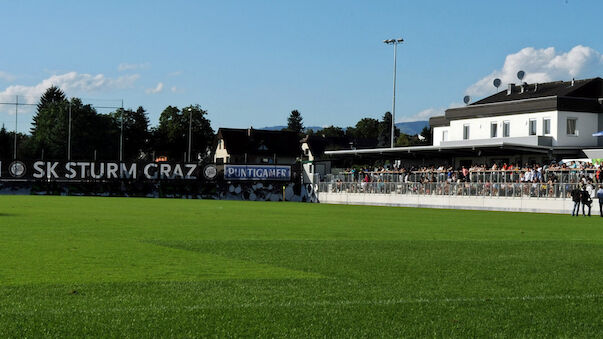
xmin=216 ymin=128 xmax=301 ymax=157
xmin=472 ymin=77 xmax=602 ymax=105
xmin=323 ymin=142 xmax=590 ymax=159
xmin=302 ymin=135 xmax=352 ymax=157
xmin=430 ymin=77 xmax=603 ymax=127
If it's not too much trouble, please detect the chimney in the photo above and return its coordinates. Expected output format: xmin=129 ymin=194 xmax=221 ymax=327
xmin=534 ymin=83 xmax=538 ymax=92
xmin=571 ymin=78 xmax=575 ymax=86
xmin=507 ymin=83 xmax=516 ymax=95
xmin=248 ymin=127 xmax=253 ymax=136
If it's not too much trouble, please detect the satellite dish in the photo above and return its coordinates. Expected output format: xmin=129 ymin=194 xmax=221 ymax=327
xmin=517 ymin=70 xmax=525 ymax=81
xmin=493 ymin=78 xmax=501 ymax=89
xmin=463 ymin=95 xmax=471 ymax=104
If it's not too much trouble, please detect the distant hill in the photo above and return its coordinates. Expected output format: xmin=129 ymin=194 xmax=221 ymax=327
xmin=395 ymin=120 xmax=429 ymax=135
xmin=259 ymin=126 xmax=323 ymax=132
xmin=260 ymin=120 xmax=429 ymax=135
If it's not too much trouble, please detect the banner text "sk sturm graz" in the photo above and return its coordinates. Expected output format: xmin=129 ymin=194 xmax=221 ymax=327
xmin=0 ymin=161 xmax=200 ymax=180
xmin=224 ymin=165 xmax=291 ymax=181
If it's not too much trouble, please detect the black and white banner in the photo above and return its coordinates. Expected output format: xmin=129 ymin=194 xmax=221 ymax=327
xmin=0 ymin=161 xmax=202 ymax=181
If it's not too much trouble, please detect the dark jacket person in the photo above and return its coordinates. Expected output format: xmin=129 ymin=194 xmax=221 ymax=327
xmin=571 ymin=187 xmax=581 ymax=217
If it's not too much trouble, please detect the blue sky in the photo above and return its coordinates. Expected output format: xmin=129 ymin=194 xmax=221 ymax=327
xmin=1 ymin=0 xmax=602 ymax=133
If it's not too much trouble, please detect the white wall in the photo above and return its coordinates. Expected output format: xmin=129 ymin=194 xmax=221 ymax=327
xmin=213 ymin=138 xmax=229 ymax=163
xmin=432 ymin=110 xmax=599 ymax=147
xmin=432 ymin=126 xmax=450 ymax=146
xmin=318 ymin=192 xmax=573 ymax=214
xmin=556 ymin=111 xmax=599 ymax=147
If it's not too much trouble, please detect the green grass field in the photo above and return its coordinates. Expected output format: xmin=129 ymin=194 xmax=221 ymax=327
xmin=0 ymin=196 xmax=601 ymax=337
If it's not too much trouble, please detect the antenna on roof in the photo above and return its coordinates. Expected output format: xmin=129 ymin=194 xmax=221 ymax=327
xmin=463 ymin=95 xmax=471 ymax=105
xmin=517 ymin=70 xmax=525 ymax=81
xmin=493 ymin=78 xmax=501 ymax=92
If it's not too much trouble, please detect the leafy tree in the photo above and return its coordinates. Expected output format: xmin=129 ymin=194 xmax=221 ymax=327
xmin=30 ymin=87 xmax=69 ymax=159
xmin=153 ymin=105 xmax=214 ymax=161
xmin=286 ymin=110 xmax=303 ymax=134
xmin=352 ymin=118 xmax=380 ymax=140
xmin=0 ymin=125 xmax=12 ymax=159
xmin=420 ymin=126 xmax=432 ymax=145
xmin=320 ymin=125 xmax=346 ymax=138
xmin=111 ymin=106 xmax=150 ymax=161
xmin=395 ymin=133 xmax=411 ymax=147
xmin=70 ymin=98 xmax=118 ymax=160
xmin=378 ymin=112 xmax=400 ymax=147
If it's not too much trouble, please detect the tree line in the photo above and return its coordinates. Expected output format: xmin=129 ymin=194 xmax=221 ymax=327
xmin=285 ymin=110 xmax=432 ymax=147
xmin=0 ymin=86 xmax=432 ymax=162
xmin=0 ymin=86 xmax=214 ymax=162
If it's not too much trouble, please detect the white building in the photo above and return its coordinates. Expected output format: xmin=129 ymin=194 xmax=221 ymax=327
xmin=427 ymin=78 xmax=603 ymax=166
xmin=321 ymin=77 xmax=603 ymax=168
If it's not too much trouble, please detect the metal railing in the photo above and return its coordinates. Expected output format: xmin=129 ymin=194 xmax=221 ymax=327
xmin=325 ymin=169 xmax=599 ymax=185
xmin=317 ymin=182 xmax=583 ymax=199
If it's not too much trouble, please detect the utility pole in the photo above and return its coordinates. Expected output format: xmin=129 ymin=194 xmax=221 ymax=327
xmin=13 ymin=95 xmax=18 ymax=159
xmin=119 ymin=100 xmax=124 ymax=162
xmin=68 ymin=101 xmax=72 ymax=160
xmin=187 ymin=107 xmax=192 ymax=162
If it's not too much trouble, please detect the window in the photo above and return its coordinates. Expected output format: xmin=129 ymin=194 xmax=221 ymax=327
xmin=503 ymin=121 xmax=510 ymax=137
xmin=529 ymin=119 xmax=537 ymax=136
xmin=543 ymin=119 xmax=551 ymax=135
xmin=463 ymin=124 xmax=470 ymax=140
xmin=567 ymin=118 xmax=577 ymax=136
xmin=442 ymin=130 xmax=448 ymax=142
xmin=490 ymin=122 xmax=498 ymax=138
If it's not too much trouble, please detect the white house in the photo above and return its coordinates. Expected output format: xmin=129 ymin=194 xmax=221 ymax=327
xmin=427 ymin=78 xmax=603 ymax=166
xmin=432 ymin=78 xmax=603 ymax=147
xmin=322 ymin=77 xmax=603 ymax=168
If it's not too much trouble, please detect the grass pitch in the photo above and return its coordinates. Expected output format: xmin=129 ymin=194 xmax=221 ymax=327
xmin=0 ymin=196 xmax=601 ymax=337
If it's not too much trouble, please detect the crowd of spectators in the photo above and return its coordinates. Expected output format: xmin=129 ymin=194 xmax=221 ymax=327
xmin=322 ymin=161 xmax=601 ymax=198
xmin=335 ymin=161 xmax=601 ymax=185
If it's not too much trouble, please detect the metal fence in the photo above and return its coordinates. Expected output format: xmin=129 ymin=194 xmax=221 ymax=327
xmin=317 ymin=181 xmax=583 ymax=199
xmin=324 ymin=169 xmax=599 ymax=185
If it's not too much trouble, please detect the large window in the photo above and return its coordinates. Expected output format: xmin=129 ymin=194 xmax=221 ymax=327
xmin=529 ymin=119 xmax=537 ymax=136
xmin=490 ymin=122 xmax=498 ymax=138
xmin=503 ymin=121 xmax=510 ymax=137
xmin=463 ymin=124 xmax=470 ymax=140
xmin=567 ymin=118 xmax=577 ymax=136
xmin=543 ymin=119 xmax=551 ymax=135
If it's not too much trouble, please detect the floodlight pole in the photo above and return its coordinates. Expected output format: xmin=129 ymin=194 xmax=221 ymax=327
xmin=13 ymin=95 xmax=18 ymax=159
xmin=384 ymin=38 xmax=403 ymax=148
xmin=187 ymin=108 xmax=192 ymax=162
xmin=119 ymin=100 xmax=124 ymax=162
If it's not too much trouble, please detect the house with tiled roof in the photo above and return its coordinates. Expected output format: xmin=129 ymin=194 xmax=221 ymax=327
xmin=214 ymin=128 xmax=301 ymax=165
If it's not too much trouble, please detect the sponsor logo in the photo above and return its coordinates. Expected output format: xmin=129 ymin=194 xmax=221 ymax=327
xmin=9 ymin=161 xmax=26 ymax=178
xmin=203 ymin=164 xmax=218 ymax=180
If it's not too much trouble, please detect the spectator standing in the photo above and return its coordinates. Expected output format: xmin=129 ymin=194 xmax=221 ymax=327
xmin=597 ymin=185 xmax=603 ymax=217
xmin=581 ymin=186 xmax=592 ymax=217
xmin=571 ymin=186 xmax=581 ymax=216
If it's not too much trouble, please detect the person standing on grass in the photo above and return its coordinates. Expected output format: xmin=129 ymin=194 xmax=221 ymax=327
xmin=571 ymin=185 xmax=581 ymax=216
xmin=580 ymin=185 xmax=592 ymax=217
xmin=597 ymin=185 xmax=603 ymax=217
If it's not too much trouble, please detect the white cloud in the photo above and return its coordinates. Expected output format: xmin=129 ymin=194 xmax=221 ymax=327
xmin=145 ymin=82 xmax=164 ymax=94
xmin=170 ymin=86 xmax=177 ymax=93
xmin=0 ymin=72 xmax=139 ymax=110
xmin=118 ymin=62 xmax=150 ymax=71
xmin=466 ymin=45 xmax=603 ymax=97
xmin=0 ymin=71 xmax=15 ymax=82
